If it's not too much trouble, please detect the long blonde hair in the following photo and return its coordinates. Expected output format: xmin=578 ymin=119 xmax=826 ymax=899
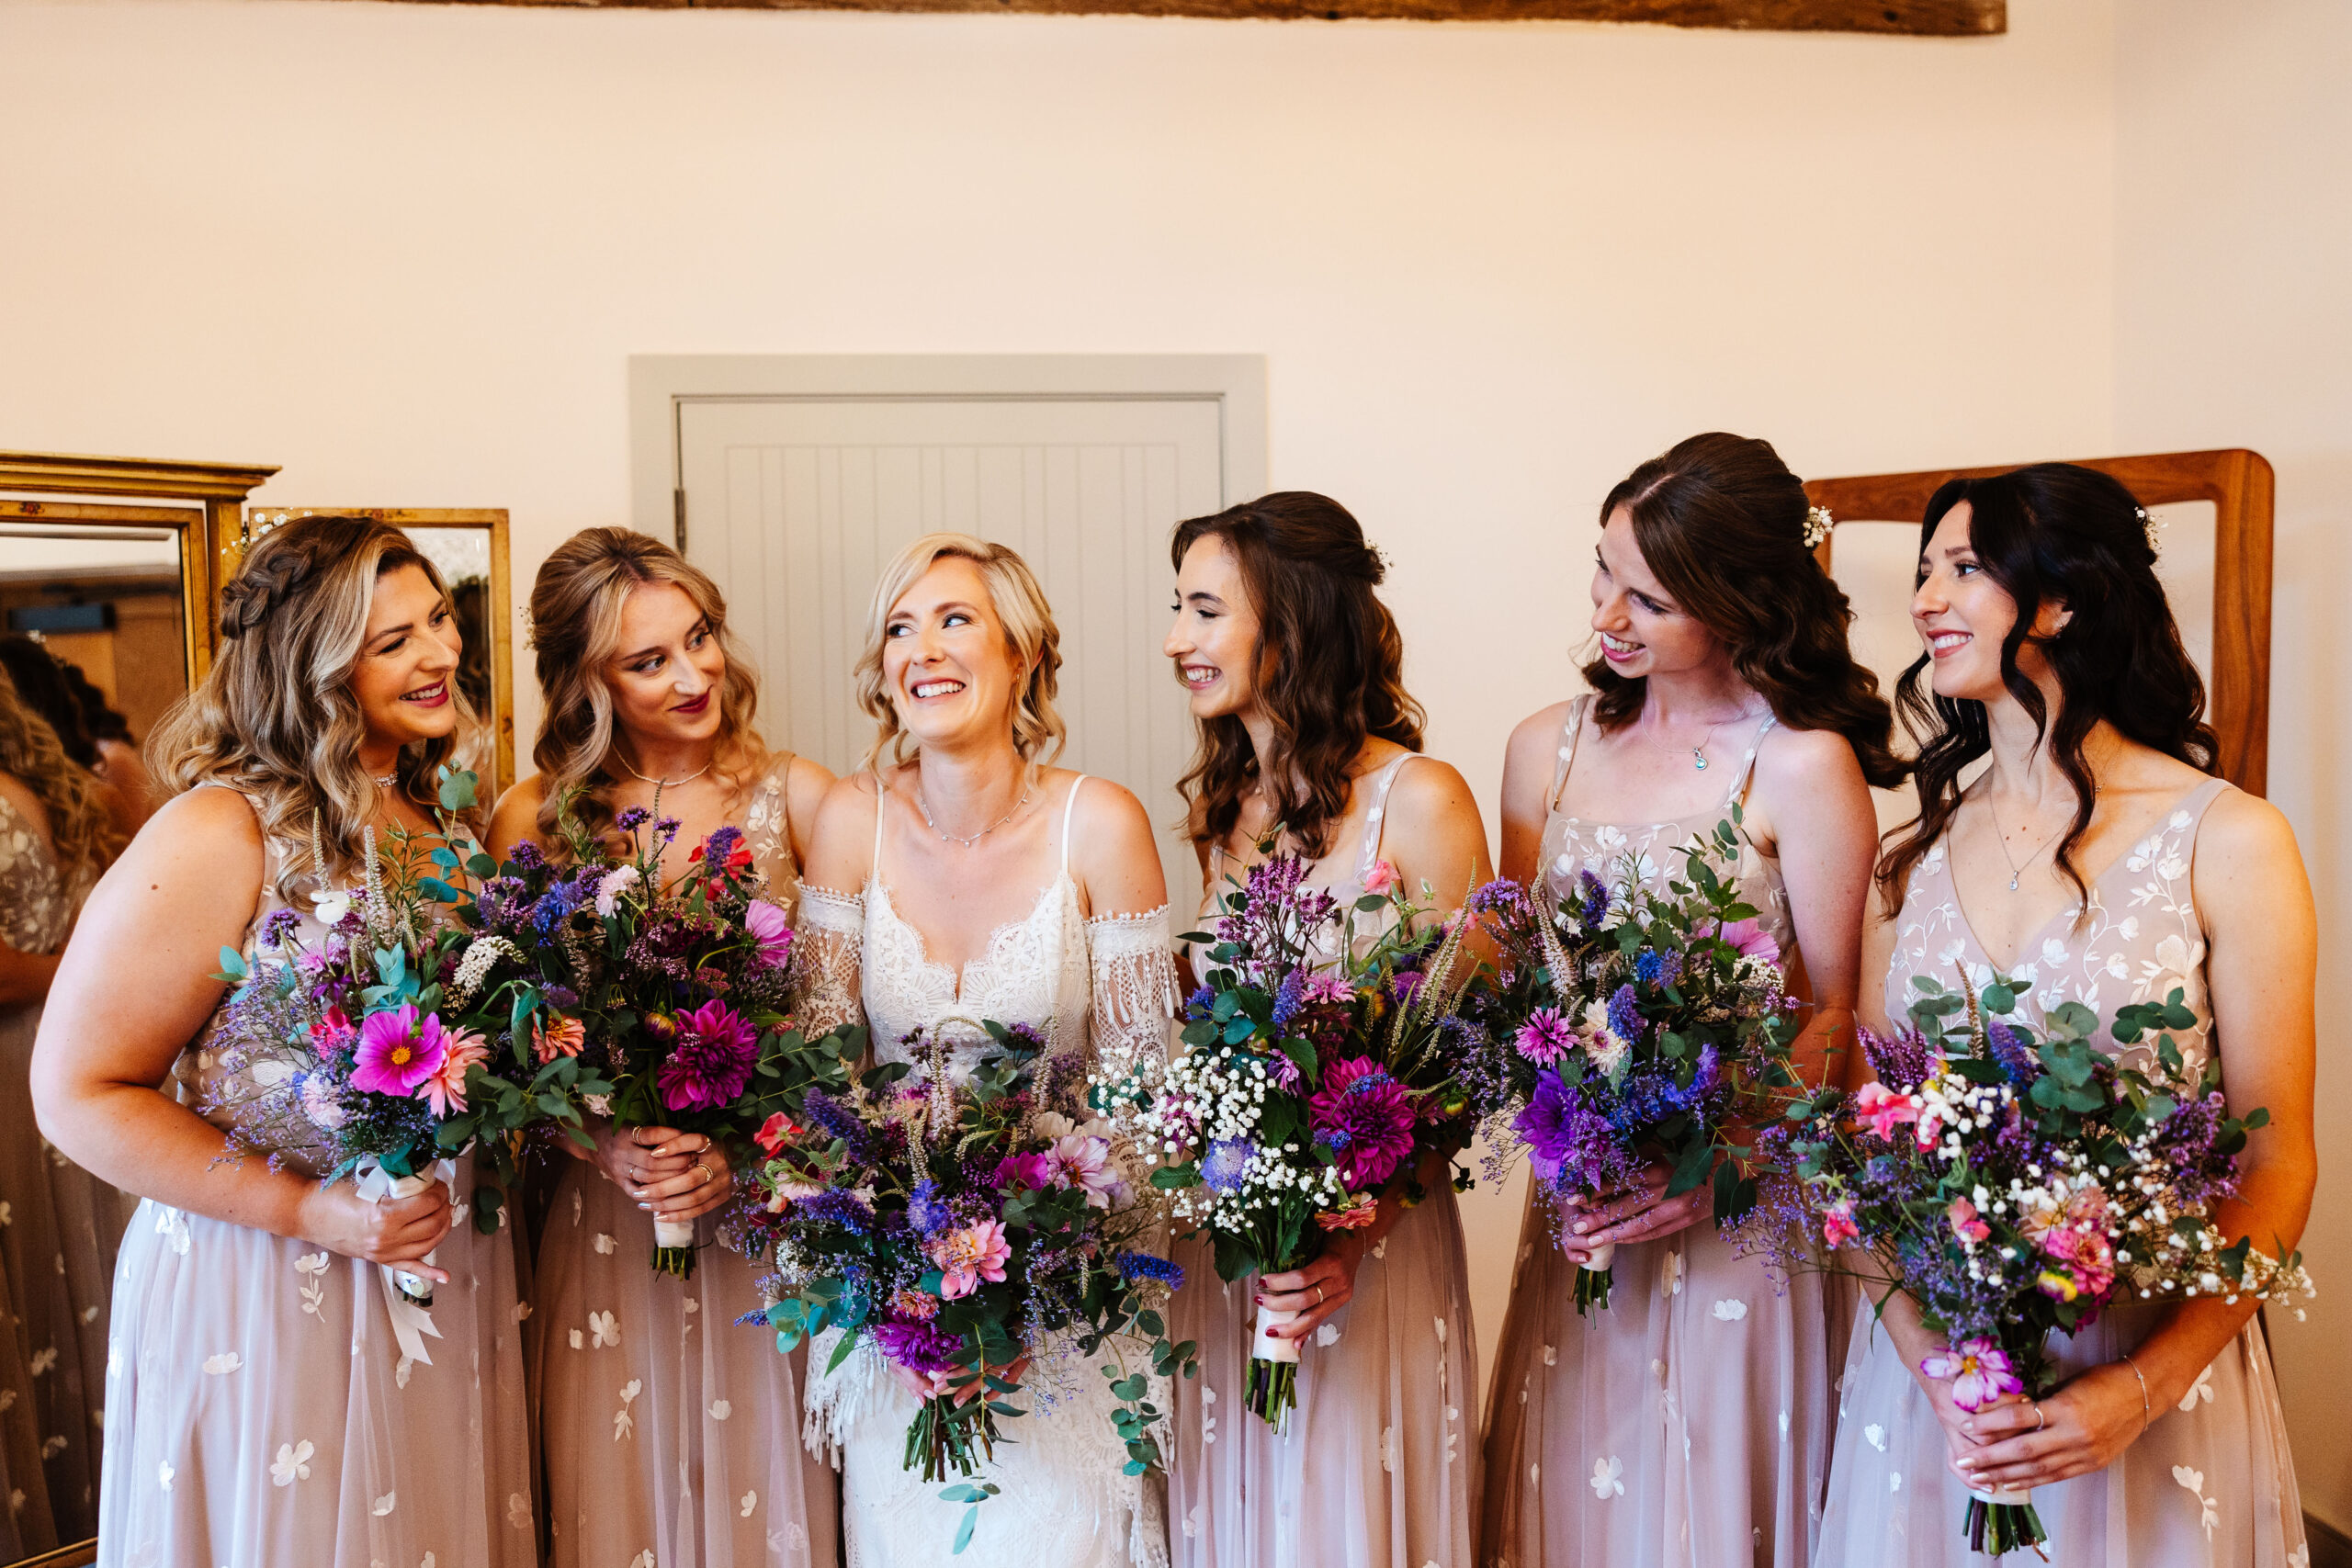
xmin=149 ymin=514 xmax=476 ymax=890
xmin=0 ymin=666 xmax=118 ymax=895
xmin=526 ymin=526 xmax=769 ymax=850
xmin=854 ymin=533 xmax=1065 ymax=775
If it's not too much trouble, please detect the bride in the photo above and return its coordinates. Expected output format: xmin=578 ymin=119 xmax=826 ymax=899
xmin=790 ymin=534 xmax=1180 ymax=1568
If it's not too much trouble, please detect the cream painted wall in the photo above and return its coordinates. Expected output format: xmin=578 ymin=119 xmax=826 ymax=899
xmin=1 ymin=0 xmax=2127 ymax=1437
xmin=2114 ymin=2 xmax=2352 ymax=1532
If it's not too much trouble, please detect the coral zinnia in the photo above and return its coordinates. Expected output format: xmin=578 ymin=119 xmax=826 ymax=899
xmin=932 ymin=1219 xmax=1012 ymax=1300
xmin=654 ymin=999 xmax=761 ymax=1113
xmin=351 ymin=1005 xmax=448 ymax=1099
xmin=419 ymin=1026 xmax=490 ymax=1116
xmin=1307 ymin=1056 xmax=1418 ymax=1191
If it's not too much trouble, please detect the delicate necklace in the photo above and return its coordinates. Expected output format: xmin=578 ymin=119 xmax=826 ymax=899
xmin=916 ymin=783 xmax=1033 ymax=849
xmin=1986 ymin=795 xmax=2069 ymax=892
xmin=1666 ymin=705 xmax=1764 ymax=772
xmin=372 ymin=771 xmax=399 ymax=789
xmin=618 ymin=754 xmax=713 ymax=789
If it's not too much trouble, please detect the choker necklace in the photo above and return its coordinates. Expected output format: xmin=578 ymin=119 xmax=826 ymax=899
xmin=619 ymin=756 xmax=713 ymax=789
xmin=916 ymin=784 xmax=1033 ymax=849
xmin=372 ymin=771 xmax=400 ymax=789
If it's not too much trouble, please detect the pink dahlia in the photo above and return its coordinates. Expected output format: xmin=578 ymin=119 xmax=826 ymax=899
xmin=655 ymin=999 xmax=761 ymax=1113
xmin=745 ymin=900 xmax=794 ymax=970
xmin=932 ymin=1219 xmax=1012 ymax=1300
xmin=1308 ymin=1056 xmax=1419 ymax=1192
xmin=1046 ymin=1134 xmax=1125 ymax=1209
xmin=1920 ymin=1337 xmax=2023 ymax=1414
xmin=1514 ymin=1007 xmax=1575 ymax=1066
xmin=351 ymin=1006 xmax=449 ymax=1099
xmin=418 ymin=1025 xmax=490 ymax=1117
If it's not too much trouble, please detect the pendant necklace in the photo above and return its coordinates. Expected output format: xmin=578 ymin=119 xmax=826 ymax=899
xmin=1671 ymin=705 xmax=1763 ymax=773
xmin=1987 ymin=797 xmax=2068 ymax=892
xmin=917 ymin=783 xmax=1033 ymax=849
xmin=619 ymin=755 xmax=713 ymax=789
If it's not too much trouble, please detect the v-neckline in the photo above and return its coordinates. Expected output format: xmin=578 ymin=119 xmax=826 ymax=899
xmin=870 ymin=873 xmax=1070 ymax=1003
xmin=1945 ymin=781 xmax=2213 ymax=975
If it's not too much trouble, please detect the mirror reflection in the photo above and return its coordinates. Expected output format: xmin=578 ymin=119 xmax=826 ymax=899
xmin=0 ymin=516 xmax=189 ymax=1562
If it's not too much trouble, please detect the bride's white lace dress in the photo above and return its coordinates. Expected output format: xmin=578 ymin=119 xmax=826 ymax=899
xmin=790 ymin=776 xmax=1180 ymax=1568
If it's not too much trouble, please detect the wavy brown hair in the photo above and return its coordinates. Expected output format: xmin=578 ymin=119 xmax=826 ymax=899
xmin=149 ymin=514 xmax=476 ymax=890
xmin=1171 ymin=492 xmax=1426 ymax=861
xmin=527 ymin=526 xmax=768 ymax=852
xmin=0 ymin=665 xmax=118 ymax=895
xmin=1876 ymin=463 xmax=2217 ymax=916
xmin=1586 ymin=434 xmax=1906 ymax=791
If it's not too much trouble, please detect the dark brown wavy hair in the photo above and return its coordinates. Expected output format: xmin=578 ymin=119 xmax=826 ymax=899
xmin=1876 ymin=463 xmax=2217 ymax=915
xmin=1171 ymin=492 xmax=1425 ymax=860
xmin=1586 ymin=434 xmax=1906 ymax=791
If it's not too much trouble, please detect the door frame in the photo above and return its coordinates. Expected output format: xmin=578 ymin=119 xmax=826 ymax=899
xmin=628 ymin=354 xmax=1269 ymax=550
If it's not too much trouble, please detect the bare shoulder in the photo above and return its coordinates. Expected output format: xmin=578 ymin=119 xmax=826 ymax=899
xmin=1750 ymin=721 xmax=1868 ymax=794
xmin=785 ymin=752 xmax=838 ymax=803
xmin=1060 ymin=773 xmax=1167 ymax=914
xmin=112 ymin=784 xmax=266 ymax=892
xmin=488 ymin=774 xmax=549 ymax=855
xmin=1065 ymin=771 xmax=1157 ymax=851
xmin=1389 ymin=752 xmax=1481 ymax=826
xmin=1506 ymin=699 xmax=1579 ymax=770
xmin=2196 ymin=786 xmax=2305 ymax=882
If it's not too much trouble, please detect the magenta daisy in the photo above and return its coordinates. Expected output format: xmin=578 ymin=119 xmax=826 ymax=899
xmin=350 ymin=1005 xmax=448 ymax=1099
xmin=654 ymin=999 xmax=761 ymax=1113
xmin=1513 ymin=1007 xmax=1575 ymax=1066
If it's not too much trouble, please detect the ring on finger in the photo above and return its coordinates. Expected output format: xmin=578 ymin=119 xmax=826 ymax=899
xmin=1315 ymin=1284 xmax=1325 ymax=1306
xmin=2030 ymin=1403 xmax=2046 ymax=1433
xmin=694 ymin=1160 xmax=712 ymax=1188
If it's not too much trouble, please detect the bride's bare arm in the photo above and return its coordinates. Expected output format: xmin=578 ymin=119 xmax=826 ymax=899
xmin=28 ymin=788 xmax=454 ymax=1276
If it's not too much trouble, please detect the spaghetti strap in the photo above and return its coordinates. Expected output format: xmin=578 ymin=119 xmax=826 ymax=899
xmin=1546 ymin=696 xmax=1591 ymax=814
xmin=870 ymin=775 xmax=888 ymax=880
xmin=1357 ymin=753 xmax=1417 ymax=883
xmin=1060 ymin=774 xmax=1091 ymax=874
xmin=1724 ymin=713 xmax=1780 ymax=810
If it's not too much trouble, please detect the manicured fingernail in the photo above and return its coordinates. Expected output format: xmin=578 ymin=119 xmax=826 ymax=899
xmin=1571 ymin=1222 xmax=1589 ymax=1235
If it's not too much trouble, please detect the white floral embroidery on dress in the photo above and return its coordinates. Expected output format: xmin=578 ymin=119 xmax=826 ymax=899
xmin=592 ymin=1233 xmax=617 ymax=1256
xmin=1661 ymin=1250 xmax=1683 ymax=1297
xmin=708 ymin=1399 xmax=732 ymax=1421
xmin=508 ymin=1492 xmax=531 ymax=1529
xmin=1542 ymin=1344 xmax=1557 ymax=1368
xmin=1710 ymin=1298 xmax=1747 ymax=1322
xmin=1315 ymin=1323 xmax=1340 ymax=1348
xmin=373 ymin=1492 xmax=396 ymax=1517
xmin=295 ymin=1250 xmax=329 ymax=1318
xmin=568 ymin=1328 xmax=583 ymax=1350
xmin=156 ymin=1461 xmax=173 ymax=1492
xmin=201 ymin=1351 xmax=242 ymax=1375
xmin=271 ymin=1439 xmax=315 ymax=1486
xmin=28 ymin=1346 xmax=56 ymax=1377
xmin=1863 ymin=1424 xmax=1885 ymax=1451
xmin=2178 ymin=1364 xmax=2216 ymax=1411
xmin=740 ymin=1490 xmax=758 ymax=1517
xmin=2172 ymin=1465 xmax=2220 ymax=1538
xmin=1380 ymin=1425 xmax=1399 ymax=1473
xmin=1590 ymin=1456 xmax=1624 ymax=1499
xmin=589 ymin=1310 xmax=620 ymax=1348
xmin=615 ymin=1378 xmax=642 ymax=1441
xmin=1201 ymin=1382 xmax=1217 ymax=1447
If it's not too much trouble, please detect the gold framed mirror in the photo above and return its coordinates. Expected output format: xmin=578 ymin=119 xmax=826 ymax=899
xmin=237 ymin=507 xmax=518 ymax=802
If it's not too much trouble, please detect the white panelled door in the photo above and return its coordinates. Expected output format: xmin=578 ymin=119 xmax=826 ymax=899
xmin=676 ymin=395 xmax=1226 ymax=902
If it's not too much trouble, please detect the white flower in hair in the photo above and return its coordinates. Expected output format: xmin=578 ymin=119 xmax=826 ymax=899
xmin=2138 ymin=505 xmax=2164 ymax=557
xmin=1803 ymin=506 xmax=1834 ymax=550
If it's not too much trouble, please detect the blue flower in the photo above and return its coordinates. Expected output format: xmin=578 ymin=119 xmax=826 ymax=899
xmin=1607 ymin=982 xmax=1643 ymax=1044
xmin=1577 ymin=871 xmax=1610 ymax=931
xmin=908 ymin=1178 xmax=952 ymax=1237
xmin=1184 ymin=984 xmax=1216 ymax=1020
xmin=1634 ymin=949 xmax=1681 ymax=989
xmin=1201 ymin=1138 xmax=1253 ymax=1194
xmin=1114 ymin=1250 xmax=1185 ymax=1289
xmin=1270 ymin=969 xmax=1306 ymax=1030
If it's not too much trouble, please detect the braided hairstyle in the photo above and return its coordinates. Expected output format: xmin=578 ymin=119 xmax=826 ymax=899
xmin=149 ymin=514 xmax=477 ymax=888
xmin=1171 ymin=491 xmax=1426 ymax=861
xmin=1585 ymin=434 xmax=1906 ymax=790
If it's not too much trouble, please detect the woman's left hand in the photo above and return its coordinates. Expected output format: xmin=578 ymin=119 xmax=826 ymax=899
xmin=1257 ymin=1236 xmax=1367 ymax=1343
xmin=625 ymin=1128 xmax=736 ymax=1224
xmin=1950 ymin=1360 xmax=2149 ymax=1491
xmin=1558 ymin=1160 xmax=1709 ymax=1261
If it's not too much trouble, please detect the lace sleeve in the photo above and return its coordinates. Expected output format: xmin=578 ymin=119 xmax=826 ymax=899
xmin=790 ymin=885 xmax=867 ymax=1036
xmin=1084 ymin=905 xmax=1180 ymax=1078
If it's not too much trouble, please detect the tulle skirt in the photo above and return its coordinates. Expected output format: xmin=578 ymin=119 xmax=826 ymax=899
xmin=535 ymin=1161 xmax=839 ymax=1568
xmin=97 ymin=1171 xmax=535 ymax=1568
xmin=1477 ymin=1186 xmax=1831 ymax=1568
xmin=1816 ymin=1296 xmax=2308 ymax=1567
xmin=1165 ymin=1188 xmax=1479 ymax=1568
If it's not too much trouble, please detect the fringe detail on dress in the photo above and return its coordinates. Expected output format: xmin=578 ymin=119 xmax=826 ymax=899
xmin=801 ymin=1325 xmax=880 ymax=1465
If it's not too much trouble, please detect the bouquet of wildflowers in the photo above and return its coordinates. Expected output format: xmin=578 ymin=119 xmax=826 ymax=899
xmin=743 ymin=1021 xmax=1191 ymax=1553
xmin=209 ymin=769 xmax=612 ymax=1358
xmin=1756 ymin=971 xmax=2313 ymax=1558
xmin=1463 ymin=815 xmax=1799 ymax=1314
xmin=500 ymin=798 xmax=850 ymax=1278
xmin=1096 ymin=846 xmax=1479 ymax=1428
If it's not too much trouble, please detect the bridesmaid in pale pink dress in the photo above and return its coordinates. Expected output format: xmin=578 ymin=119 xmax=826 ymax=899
xmin=1160 ymin=492 xmax=1493 ymax=1568
xmin=1481 ymin=434 xmax=1900 ymax=1568
xmin=31 ymin=514 xmax=533 ymax=1568
xmin=1817 ymin=464 xmax=2314 ymax=1566
xmin=489 ymin=528 xmax=840 ymax=1568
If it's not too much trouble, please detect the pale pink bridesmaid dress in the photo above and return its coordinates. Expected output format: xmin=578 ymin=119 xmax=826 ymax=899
xmin=1478 ymin=697 xmax=1832 ymax=1568
xmin=1168 ymin=753 xmax=1482 ymax=1568
xmin=532 ymin=758 xmax=841 ymax=1568
xmin=1815 ymin=777 xmax=2310 ymax=1567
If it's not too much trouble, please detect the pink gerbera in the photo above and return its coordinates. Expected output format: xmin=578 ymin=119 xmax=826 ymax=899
xmin=932 ymin=1219 xmax=1012 ymax=1300
xmin=350 ymin=1006 xmax=449 ymax=1098
xmin=418 ymin=1025 xmax=490 ymax=1116
xmin=1920 ymin=1337 xmax=2024 ymax=1414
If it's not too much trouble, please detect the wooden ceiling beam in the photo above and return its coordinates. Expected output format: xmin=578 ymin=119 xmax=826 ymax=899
xmin=317 ymin=0 xmax=2002 ymax=32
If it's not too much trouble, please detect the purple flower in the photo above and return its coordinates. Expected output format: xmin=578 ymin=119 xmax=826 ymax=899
xmin=614 ymin=807 xmax=650 ymax=834
xmin=1201 ymin=1138 xmax=1253 ymax=1194
xmin=653 ymin=816 xmax=682 ymax=839
xmin=507 ymin=839 xmax=548 ymax=871
xmin=908 ymin=1179 xmax=953 ymax=1236
xmin=1861 ymin=1025 xmax=1936 ymax=1091
xmin=797 ymin=1187 xmax=876 ymax=1235
xmin=1307 ymin=1057 xmax=1419 ymax=1191
xmin=1516 ymin=1070 xmax=1644 ymax=1197
xmin=1392 ymin=969 xmax=1427 ymax=1006
xmin=259 ymin=908 xmax=305 ymax=950
xmin=1115 ymin=1249 xmax=1184 ymax=1288
xmin=1634 ymin=948 xmax=1681 ymax=988
xmin=654 ymin=999 xmax=761 ymax=1113
xmin=1986 ymin=1021 xmax=2040 ymax=1088
xmin=1606 ymin=983 xmax=1643 ymax=1045
xmin=1575 ymin=870 xmax=1610 ymax=931
xmin=1271 ymin=969 xmax=1306 ymax=1030
xmin=992 ymin=1151 xmax=1053 ymax=1191
xmin=1465 ymin=878 xmax=1528 ymax=919
xmin=702 ymin=825 xmax=743 ymax=863
xmin=1514 ymin=1007 xmax=1575 ymax=1066
xmin=1302 ymin=972 xmax=1357 ymax=1008
xmin=873 ymin=1315 xmax=965 ymax=1378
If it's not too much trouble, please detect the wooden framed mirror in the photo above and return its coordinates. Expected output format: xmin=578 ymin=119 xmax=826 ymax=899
xmin=1804 ymin=447 xmax=2274 ymax=795
xmin=237 ymin=507 xmax=518 ymax=802
xmin=0 ymin=453 xmax=276 ymax=1568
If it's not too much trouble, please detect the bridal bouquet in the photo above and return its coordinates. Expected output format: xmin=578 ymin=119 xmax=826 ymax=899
xmin=1463 ymin=815 xmax=1799 ymax=1313
xmin=499 ymin=800 xmax=849 ymax=1278
xmin=1096 ymin=848 xmax=1479 ymax=1428
xmin=1757 ymin=972 xmax=2313 ymax=1559
xmin=745 ymin=1021 xmax=1190 ymax=1552
xmin=209 ymin=768 xmax=610 ymax=1359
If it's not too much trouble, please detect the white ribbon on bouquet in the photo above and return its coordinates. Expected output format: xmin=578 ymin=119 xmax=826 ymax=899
xmin=353 ymin=1156 xmax=458 ymax=1367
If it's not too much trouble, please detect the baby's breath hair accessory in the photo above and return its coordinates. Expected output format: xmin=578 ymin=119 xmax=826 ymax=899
xmin=520 ymin=606 xmax=539 ymax=650
xmin=1803 ymin=505 xmax=1834 ymax=551
xmin=2138 ymin=505 xmax=2163 ymax=558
